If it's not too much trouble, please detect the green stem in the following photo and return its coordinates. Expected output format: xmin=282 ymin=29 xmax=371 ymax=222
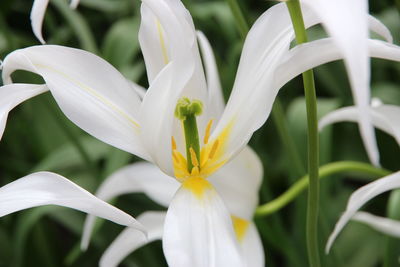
xmin=256 ymin=161 xmax=390 ymax=217
xmin=286 ymin=1 xmax=319 ymax=266
xmin=225 ymin=0 xmax=248 ymax=39
xmin=226 ymin=0 xmax=306 ymax=176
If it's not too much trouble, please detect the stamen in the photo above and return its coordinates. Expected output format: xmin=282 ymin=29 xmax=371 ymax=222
xmin=191 ymin=166 xmax=200 ymax=176
xmin=171 ymin=136 xmax=177 ymax=150
xmin=189 ymin=147 xmax=199 ymax=167
xmin=208 ymin=139 xmax=219 ymax=159
xmin=172 ymin=151 xmax=179 ymax=163
xmin=203 ymin=119 xmax=213 ymax=144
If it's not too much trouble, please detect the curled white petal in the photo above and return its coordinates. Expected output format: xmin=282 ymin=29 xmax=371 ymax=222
xmin=2 ymin=45 xmax=150 ymax=160
xmin=326 ymin=170 xmax=400 ymax=253
xmin=197 ymin=31 xmax=225 ymax=121
xmin=352 ymin=211 xmax=400 ymax=238
xmin=302 ymin=0 xmax=379 ymax=166
xmin=30 ymin=0 xmax=81 ymax=43
xmin=0 ymin=172 xmax=145 ymax=233
xmin=319 ymin=104 xmax=400 ymax=148
xmin=100 ymin=211 xmax=166 ymax=267
xmin=0 ymin=84 xmax=48 ymax=140
xmin=30 ymin=0 xmax=50 ymax=44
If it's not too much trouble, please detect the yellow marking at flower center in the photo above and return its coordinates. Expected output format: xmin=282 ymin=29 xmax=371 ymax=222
xmin=172 ymin=119 xmax=233 ymax=182
xmin=231 ymin=215 xmax=250 ymax=242
xmin=156 ymin=20 xmax=169 ymax=64
xmin=182 ymin=177 xmax=212 ymax=198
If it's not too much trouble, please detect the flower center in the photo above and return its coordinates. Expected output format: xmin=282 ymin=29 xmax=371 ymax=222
xmin=172 ymin=97 xmax=231 ymax=182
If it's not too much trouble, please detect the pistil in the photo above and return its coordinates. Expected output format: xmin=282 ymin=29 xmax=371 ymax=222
xmin=174 ymin=97 xmax=203 ymax=172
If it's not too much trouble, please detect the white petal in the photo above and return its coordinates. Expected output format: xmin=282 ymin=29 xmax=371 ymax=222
xmin=352 ymin=211 xmax=400 ymax=238
xmin=319 ymin=104 xmax=400 ymax=147
xmin=0 ymin=84 xmax=48 ymax=140
xmin=239 ymin=221 xmax=264 ymax=267
xmin=100 ymin=211 xmax=166 ymax=267
xmin=326 ymin=170 xmax=400 ymax=253
xmin=197 ymin=31 xmax=225 ymax=121
xmin=368 ymin=16 xmax=393 ymax=43
xmin=300 ymin=1 xmax=393 ymax=166
xmin=277 ymin=38 xmax=400 ymax=89
xmin=277 ymin=38 xmax=400 ymax=162
xmin=206 ymin=3 xmax=292 ymax=164
xmin=30 ymin=0 xmax=50 ymax=44
xmin=0 ymin=172 xmax=145 ymax=233
xmin=139 ymin=3 xmax=171 ymax=83
xmin=206 ymin=3 xmax=321 ymax=163
xmin=140 ymin=0 xmax=207 ymax=98
xmin=163 ymin=178 xmax=243 ymax=267
xmin=139 ymin=63 xmax=181 ymax=176
xmin=139 ymin=0 xmax=209 ymax=167
xmin=81 ymin=162 xmax=178 ymax=250
xmin=302 ymin=0 xmax=380 ymax=166
xmin=210 ymin=146 xmax=263 ymax=220
xmin=2 ymin=45 xmax=150 ymax=160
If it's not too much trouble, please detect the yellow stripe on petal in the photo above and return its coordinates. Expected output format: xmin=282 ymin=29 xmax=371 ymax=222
xmin=34 ymin=63 xmax=140 ymax=130
xmin=231 ymin=215 xmax=250 ymax=242
xmin=156 ymin=19 xmax=169 ymax=64
xmin=182 ymin=177 xmax=212 ymax=199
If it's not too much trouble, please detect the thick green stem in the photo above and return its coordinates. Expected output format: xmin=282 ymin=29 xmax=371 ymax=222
xmin=286 ymin=1 xmax=320 ymax=266
xmin=256 ymin=161 xmax=390 ymax=217
xmin=183 ymin=115 xmax=201 ymax=171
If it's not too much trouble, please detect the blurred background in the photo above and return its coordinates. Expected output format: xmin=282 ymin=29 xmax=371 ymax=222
xmin=1 ymin=0 xmax=400 ymax=266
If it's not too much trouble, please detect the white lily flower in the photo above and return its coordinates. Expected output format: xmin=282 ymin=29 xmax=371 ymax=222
xmin=319 ymin=102 xmax=400 ymax=252
xmin=301 ymin=0 xmax=381 ymax=166
xmin=31 ymin=0 xmax=80 ymax=44
xmin=1 ymin=0 xmax=396 ymax=265
xmin=81 ymin=146 xmax=263 ymax=267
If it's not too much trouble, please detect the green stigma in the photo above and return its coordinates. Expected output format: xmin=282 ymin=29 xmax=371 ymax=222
xmin=174 ymin=97 xmax=203 ymax=121
xmin=174 ymin=97 xmax=203 ymax=173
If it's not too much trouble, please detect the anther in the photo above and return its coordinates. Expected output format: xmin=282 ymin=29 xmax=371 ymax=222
xmin=189 ymin=147 xmax=199 ymax=167
xmin=172 ymin=151 xmax=180 ymax=163
xmin=171 ymin=136 xmax=177 ymax=150
xmin=208 ymin=139 xmax=219 ymax=159
xmin=203 ymin=119 xmax=213 ymax=144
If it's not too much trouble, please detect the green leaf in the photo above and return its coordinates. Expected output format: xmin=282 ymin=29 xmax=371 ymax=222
xmin=102 ymin=17 xmax=140 ymax=68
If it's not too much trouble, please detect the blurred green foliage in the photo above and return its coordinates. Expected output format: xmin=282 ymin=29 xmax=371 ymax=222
xmin=1 ymin=0 xmax=400 ymax=266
